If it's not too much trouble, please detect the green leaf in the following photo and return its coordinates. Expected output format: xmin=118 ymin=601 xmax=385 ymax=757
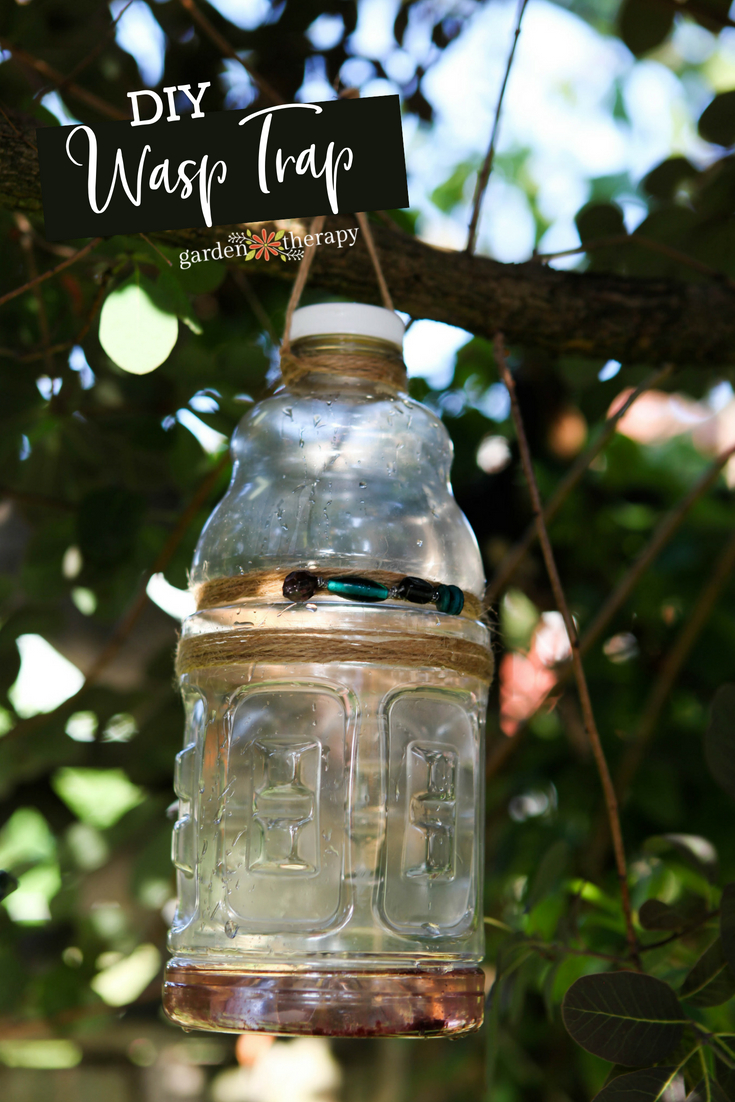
xmin=52 ymin=767 xmax=145 ymax=830
xmin=486 ymin=975 xmax=502 ymax=1097
xmin=720 ymin=883 xmax=735 ymax=977
xmin=576 ymin=202 xmax=626 ymax=243
xmin=639 ymin=900 xmax=685 ymax=931
xmin=699 ymin=92 xmax=735 ymax=148
xmin=686 ymin=1079 xmax=730 ymax=1102
xmin=150 ymin=269 xmax=203 ymax=335
xmin=430 ymin=161 xmax=477 ymax=213
xmin=704 ymin=686 xmax=735 ymax=802
xmin=274 ymin=229 xmax=285 ymax=240
xmin=561 ymin=971 xmax=685 ymax=1066
xmin=643 ymin=834 xmax=718 ymax=883
xmin=643 ymin=157 xmax=699 ymax=201
xmin=679 ymin=940 xmax=735 ymax=1008
xmin=593 ymin=1067 xmax=678 ymax=1102
xmin=99 ymin=275 xmax=179 ymax=375
xmin=77 ymin=487 xmax=143 ymax=567
xmin=0 ymin=871 xmax=18 ymax=902
xmin=176 ymin=258 xmax=226 ymax=294
xmin=526 ymin=840 xmax=570 ymax=911
xmin=714 ymin=1057 xmax=735 ymax=1101
xmin=496 ymin=935 xmax=536 ymax=976
xmin=618 ymin=0 xmax=674 ymax=57
xmin=245 ymin=249 xmax=256 ymax=260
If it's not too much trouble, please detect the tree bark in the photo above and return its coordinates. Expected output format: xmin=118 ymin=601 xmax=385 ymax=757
xmin=3 ymin=118 xmax=735 ymax=368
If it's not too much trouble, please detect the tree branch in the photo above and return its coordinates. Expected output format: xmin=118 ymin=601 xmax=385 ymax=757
xmin=495 ymin=332 xmax=639 ymax=962
xmin=534 ymin=232 xmax=735 ymax=291
xmin=5 ymin=122 xmax=735 ymax=366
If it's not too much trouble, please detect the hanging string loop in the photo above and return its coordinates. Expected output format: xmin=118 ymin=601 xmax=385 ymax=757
xmin=279 ymin=213 xmax=401 ymax=389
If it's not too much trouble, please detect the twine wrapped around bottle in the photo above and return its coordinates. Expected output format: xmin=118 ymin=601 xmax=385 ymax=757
xmin=193 ymin=569 xmax=484 ymax=621
xmin=176 ymin=626 xmax=492 ymax=681
xmin=177 ymin=567 xmax=492 ymax=681
xmin=279 ymin=349 xmax=407 ymax=391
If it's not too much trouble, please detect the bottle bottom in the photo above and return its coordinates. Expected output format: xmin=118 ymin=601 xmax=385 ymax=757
xmin=163 ymin=961 xmax=485 ymax=1038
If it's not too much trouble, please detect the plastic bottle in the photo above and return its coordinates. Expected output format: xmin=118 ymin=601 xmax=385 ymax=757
xmin=163 ymin=303 xmax=491 ymax=1036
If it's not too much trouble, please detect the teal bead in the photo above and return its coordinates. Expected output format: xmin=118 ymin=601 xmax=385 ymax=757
xmin=435 ymin=584 xmax=464 ymax=616
xmin=326 ymin=576 xmax=390 ymax=602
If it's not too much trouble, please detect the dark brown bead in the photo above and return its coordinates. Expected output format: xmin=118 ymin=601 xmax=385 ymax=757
xmin=394 ymin=576 xmax=435 ymax=604
xmin=283 ymin=570 xmax=318 ymax=601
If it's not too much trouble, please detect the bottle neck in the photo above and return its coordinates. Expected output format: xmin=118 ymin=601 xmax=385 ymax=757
xmin=282 ymin=334 xmax=408 ymax=395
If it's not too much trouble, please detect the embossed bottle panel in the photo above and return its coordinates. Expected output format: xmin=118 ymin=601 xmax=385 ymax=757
xmin=379 ymin=689 xmax=479 ymax=937
xmin=171 ymin=690 xmax=206 ymax=930
xmin=222 ymin=685 xmax=350 ymax=933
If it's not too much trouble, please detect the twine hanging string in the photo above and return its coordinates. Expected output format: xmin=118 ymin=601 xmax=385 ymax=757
xmin=355 ymin=211 xmax=394 ymax=312
xmin=281 ymin=214 xmax=327 ymax=355
xmin=279 ymin=213 xmax=406 ymax=390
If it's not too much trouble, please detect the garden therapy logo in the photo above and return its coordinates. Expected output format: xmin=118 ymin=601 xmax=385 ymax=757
xmin=178 ymin=225 xmax=360 ymax=269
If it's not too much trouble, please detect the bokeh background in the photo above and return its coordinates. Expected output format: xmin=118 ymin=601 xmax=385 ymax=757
xmin=2 ymin=0 xmax=735 ymax=1099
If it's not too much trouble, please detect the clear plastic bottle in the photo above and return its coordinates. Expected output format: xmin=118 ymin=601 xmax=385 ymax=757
xmin=163 ymin=303 xmax=491 ymax=1037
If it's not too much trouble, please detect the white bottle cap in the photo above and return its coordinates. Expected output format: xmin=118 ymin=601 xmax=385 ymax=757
xmin=290 ymin=303 xmax=405 ymax=349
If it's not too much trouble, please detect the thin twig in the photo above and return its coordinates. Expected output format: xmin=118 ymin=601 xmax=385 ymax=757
xmin=0 ymin=38 xmax=127 ymax=120
xmin=177 ymin=0 xmax=284 ymax=105
xmin=533 ymin=232 xmax=735 ymax=291
xmin=530 ymin=940 xmax=629 ymax=966
xmin=0 ymin=487 xmax=75 ymax=511
xmin=0 ymin=343 xmax=71 ymax=363
xmin=486 ymin=728 xmax=523 ymax=779
xmin=466 ymin=0 xmax=529 ymax=254
xmin=231 ymin=269 xmax=279 ymax=345
xmin=15 ymin=214 xmax=54 ymax=377
xmin=580 ymin=440 xmax=735 ymax=658
xmin=658 ymin=0 xmax=735 ymax=32
xmin=55 ymin=0 xmax=134 ymax=93
xmin=139 ymin=232 xmax=172 ymax=267
xmin=375 ymin=209 xmax=411 ymax=235
xmin=615 ymin=529 xmax=735 ymax=802
xmin=5 ymin=453 xmax=230 ymax=742
xmin=638 ymin=910 xmax=719 ymax=955
xmin=0 ymin=238 xmax=101 ymax=309
xmin=495 ymin=332 xmax=640 ymax=963
xmin=75 ymin=269 xmax=114 ymax=345
xmin=355 ymin=212 xmax=394 ymax=310
xmin=485 ymin=363 xmax=675 ymax=606
xmin=0 ymin=260 xmax=111 ymax=364
xmin=0 ymin=100 xmax=21 ymax=135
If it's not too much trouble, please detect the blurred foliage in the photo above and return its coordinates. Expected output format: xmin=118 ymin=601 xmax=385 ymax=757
xmin=1 ymin=1 xmax=735 ymax=1101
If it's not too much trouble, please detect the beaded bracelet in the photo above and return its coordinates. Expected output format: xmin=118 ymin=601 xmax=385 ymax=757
xmin=283 ymin=570 xmax=464 ymax=616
